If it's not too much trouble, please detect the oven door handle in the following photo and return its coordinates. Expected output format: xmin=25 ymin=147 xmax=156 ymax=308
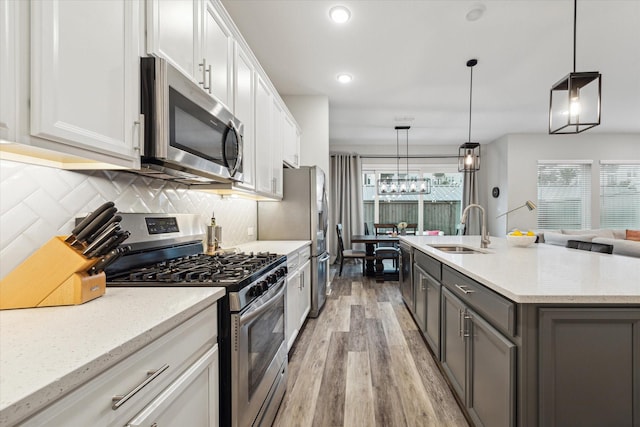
xmin=239 ymin=279 xmax=286 ymax=327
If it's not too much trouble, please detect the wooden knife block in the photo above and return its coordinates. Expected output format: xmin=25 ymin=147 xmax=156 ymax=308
xmin=0 ymin=236 xmax=106 ymax=310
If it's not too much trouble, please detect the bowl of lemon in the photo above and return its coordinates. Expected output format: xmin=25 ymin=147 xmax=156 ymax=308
xmin=506 ymin=230 xmax=537 ymax=247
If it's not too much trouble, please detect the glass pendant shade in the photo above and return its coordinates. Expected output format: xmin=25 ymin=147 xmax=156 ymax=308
xmin=549 ymin=71 xmax=601 ymax=134
xmin=376 ymin=126 xmax=432 ymax=195
xmin=458 ymin=142 xmax=481 ymax=172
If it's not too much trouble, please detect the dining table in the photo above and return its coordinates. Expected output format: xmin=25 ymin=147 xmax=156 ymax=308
xmin=350 ymin=234 xmax=400 ymax=282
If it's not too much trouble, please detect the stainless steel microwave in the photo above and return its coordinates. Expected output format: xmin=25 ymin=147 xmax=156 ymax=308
xmin=138 ymin=57 xmax=243 ymax=184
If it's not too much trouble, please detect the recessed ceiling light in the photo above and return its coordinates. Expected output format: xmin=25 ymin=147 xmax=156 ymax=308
xmin=466 ymin=3 xmax=486 ymax=21
xmin=329 ymin=6 xmax=351 ymax=24
xmin=337 ymin=73 xmax=353 ymax=84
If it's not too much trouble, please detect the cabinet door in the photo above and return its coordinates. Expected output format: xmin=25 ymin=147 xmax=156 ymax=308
xmin=299 ymin=259 xmax=312 ymax=324
xmin=126 ymin=345 xmax=219 ymax=427
xmin=440 ymin=287 xmax=467 ymax=402
xmin=254 ymin=74 xmax=272 ymax=194
xmin=271 ymin=100 xmax=284 ymax=197
xmin=414 ymin=266 xmax=428 ymax=332
xmin=0 ymin=0 xmax=17 ymax=142
xmin=147 ymin=0 xmax=198 ymax=81
xmin=539 ymin=308 xmax=640 ymax=427
xmin=467 ymin=310 xmax=516 ymax=427
xmin=282 ymin=114 xmax=299 ymax=168
xmin=31 ymin=0 xmax=141 ymax=163
xmin=202 ymin=0 xmax=232 ymax=108
xmin=286 ymin=271 xmax=301 ymax=351
xmin=234 ymin=44 xmax=255 ymax=190
xmin=424 ymin=275 xmax=441 ymax=357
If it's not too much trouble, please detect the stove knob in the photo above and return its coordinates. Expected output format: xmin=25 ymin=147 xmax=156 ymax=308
xmin=267 ymin=274 xmax=277 ymax=284
xmin=248 ymin=286 xmax=258 ymax=297
xmin=256 ymin=281 xmax=267 ymax=295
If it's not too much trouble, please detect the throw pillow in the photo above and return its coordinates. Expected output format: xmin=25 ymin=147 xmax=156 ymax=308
xmin=626 ymin=229 xmax=640 ymax=242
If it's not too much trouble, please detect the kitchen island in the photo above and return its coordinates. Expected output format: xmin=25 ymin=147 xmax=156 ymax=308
xmin=0 ymin=287 xmax=225 ymax=426
xmin=399 ymin=235 xmax=639 ymax=427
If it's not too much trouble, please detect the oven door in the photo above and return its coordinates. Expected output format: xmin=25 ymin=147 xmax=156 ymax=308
xmin=231 ymin=278 xmax=287 ymax=427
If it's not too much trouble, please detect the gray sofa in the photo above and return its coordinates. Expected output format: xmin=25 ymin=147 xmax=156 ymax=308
xmin=539 ymin=229 xmax=640 ymax=258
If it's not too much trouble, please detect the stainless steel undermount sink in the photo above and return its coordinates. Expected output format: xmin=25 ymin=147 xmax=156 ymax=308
xmin=427 ymin=244 xmax=487 ymax=254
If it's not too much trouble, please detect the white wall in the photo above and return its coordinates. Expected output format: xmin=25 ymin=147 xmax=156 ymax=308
xmin=0 ymin=160 xmax=258 ymax=280
xmin=484 ymin=133 xmax=640 ymax=236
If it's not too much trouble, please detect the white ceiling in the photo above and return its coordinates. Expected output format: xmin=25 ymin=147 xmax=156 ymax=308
xmin=221 ymin=0 xmax=640 ymax=149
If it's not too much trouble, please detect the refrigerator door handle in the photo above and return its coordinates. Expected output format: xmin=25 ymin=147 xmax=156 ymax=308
xmin=319 ymin=253 xmax=330 ymax=262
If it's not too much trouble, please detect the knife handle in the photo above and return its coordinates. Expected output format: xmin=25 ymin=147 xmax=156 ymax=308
xmin=75 ymin=207 xmax=117 ymax=243
xmin=86 ymin=215 xmax=122 ymax=244
xmin=71 ymin=201 xmax=115 ymax=236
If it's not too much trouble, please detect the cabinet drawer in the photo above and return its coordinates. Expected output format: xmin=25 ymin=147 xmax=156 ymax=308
xmin=442 ymin=266 xmax=515 ymax=336
xmin=21 ymin=305 xmax=218 ymax=426
xmin=287 ymin=251 xmax=300 ymax=271
xmin=298 ymin=245 xmax=311 ymax=261
xmin=414 ymin=250 xmax=441 ymax=281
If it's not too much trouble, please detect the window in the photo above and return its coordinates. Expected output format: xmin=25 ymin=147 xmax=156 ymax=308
xmin=600 ymin=162 xmax=640 ymax=229
xmin=362 ymin=170 xmax=462 ymax=235
xmin=537 ymin=162 xmax=592 ymax=230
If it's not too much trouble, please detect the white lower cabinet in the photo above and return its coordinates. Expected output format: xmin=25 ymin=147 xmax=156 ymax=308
xmin=20 ymin=305 xmax=218 ymax=427
xmin=285 ymin=246 xmax=311 ymax=350
xmin=126 ymin=344 xmax=218 ymax=427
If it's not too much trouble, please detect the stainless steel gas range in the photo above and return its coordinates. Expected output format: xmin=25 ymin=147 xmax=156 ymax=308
xmin=105 ymin=213 xmax=288 ymax=427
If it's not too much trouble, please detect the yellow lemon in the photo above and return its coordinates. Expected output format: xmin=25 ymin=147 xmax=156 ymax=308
xmin=526 ymin=231 xmax=535 ymax=236
xmin=511 ymin=230 xmax=523 ymax=236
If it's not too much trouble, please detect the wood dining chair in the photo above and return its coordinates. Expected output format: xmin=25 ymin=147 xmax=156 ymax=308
xmin=373 ymin=223 xmax=400 ymax=270
xmin=405 ymin=223 xmax=418 ymax=235
xmin=336 ymin=224 xmax=365 ymax=276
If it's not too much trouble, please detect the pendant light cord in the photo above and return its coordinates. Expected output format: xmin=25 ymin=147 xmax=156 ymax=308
xmin=573 ymin=0 xmax=577 ymax=73
xmin=396 ymin=128 xmax=399 ymax=178
xmin=468 ymin=66 xmax=473 ymax=142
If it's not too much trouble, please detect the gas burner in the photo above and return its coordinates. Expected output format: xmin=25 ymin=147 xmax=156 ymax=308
xmin=110 ymin=251 xmax=281 ymax=286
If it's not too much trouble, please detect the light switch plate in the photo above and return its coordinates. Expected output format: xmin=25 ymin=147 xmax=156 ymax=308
xmin=248 ymin=226 xmax=255 ymax=236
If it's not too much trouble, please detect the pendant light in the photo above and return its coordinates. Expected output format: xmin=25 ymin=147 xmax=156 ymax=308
xmin=377 ymin=126 xmax=431 ymax=195
xmin=458 ymin=59 xmax=481 ymax=172
xmin=549 ymin=0 xmax=601 ymax=134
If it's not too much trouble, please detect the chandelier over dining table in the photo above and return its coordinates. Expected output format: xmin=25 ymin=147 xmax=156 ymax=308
xmin=377 ymin=126 xmax=432 ymax=195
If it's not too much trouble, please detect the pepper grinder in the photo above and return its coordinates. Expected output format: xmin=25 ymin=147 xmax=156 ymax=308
xmin=206 ymin=212 xmax=217 ymax=255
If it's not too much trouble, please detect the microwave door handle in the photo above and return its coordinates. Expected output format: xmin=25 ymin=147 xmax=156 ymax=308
xmin=239 ymin=279 xmax=286 ymax=327
xmin=224 ymin=121 xmax=243 ymax=178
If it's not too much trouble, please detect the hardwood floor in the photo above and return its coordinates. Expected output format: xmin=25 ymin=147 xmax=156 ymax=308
xmin=273 ymin=261 xmax=470 ymax=427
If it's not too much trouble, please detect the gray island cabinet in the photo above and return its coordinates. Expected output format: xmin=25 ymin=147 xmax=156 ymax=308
xmin=400 ymin=235 xmax=640 ymax=427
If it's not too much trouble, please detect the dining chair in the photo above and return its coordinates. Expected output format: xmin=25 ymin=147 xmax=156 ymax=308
xmin=405 ymin=223 xmax=418 ymax=235
xmin=373 ymin=223 xmax=399 ymax=270
xmin=336 ymin=224 xmax=365 ymax=276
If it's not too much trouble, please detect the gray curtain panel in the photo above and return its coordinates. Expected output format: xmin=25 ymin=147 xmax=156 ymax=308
xmin=461 ymin=170 xmax=481 ymax=235
xmin=329 ymin=153 xmax=364 ymax=263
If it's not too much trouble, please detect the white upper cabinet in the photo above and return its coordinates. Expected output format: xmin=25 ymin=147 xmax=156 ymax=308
xmin=255 ymin=73 xmax=274 ymax=196
xmin=283 ymin=114 xmax=300 ymax=168
xmin=271 ymin=99 xmax=284 ymax=197
xmin=0 ymin=0 xmax=17 ymax=143
xmin=30 ymin=0 xmax=141 ymax=166
xmin=146 ymin=0 xmax=198 ymax=82
xmin=202 ymin=0 xmax=233 ymax=109
xmin=234 ymin=44 xmax=255 ymax=190
xmin=147 ymin=0 xmax=233 ymax=109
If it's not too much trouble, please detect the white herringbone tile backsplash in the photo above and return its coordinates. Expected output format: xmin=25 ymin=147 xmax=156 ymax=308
xmin=0 ymin=159 xmax=257 ymax=279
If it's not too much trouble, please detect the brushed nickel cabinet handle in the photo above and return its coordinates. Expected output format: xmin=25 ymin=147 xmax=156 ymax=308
xmin=455 ymin=284 xmax=475 ymax=294
xmin=112 ymin=364 xmax=170 ymax=410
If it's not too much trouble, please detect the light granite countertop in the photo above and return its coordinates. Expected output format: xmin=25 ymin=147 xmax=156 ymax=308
xmin=0 ymin=287 xmax=225 ymax=426
xmin=233 ymin=240 xmax=311 ymax=256
xmin=401 ymin=235 xmax=640 ymax=304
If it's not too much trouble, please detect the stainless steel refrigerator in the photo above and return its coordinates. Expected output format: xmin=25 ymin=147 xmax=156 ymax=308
xmin=257 ymin=166 xmax=330 ymax=317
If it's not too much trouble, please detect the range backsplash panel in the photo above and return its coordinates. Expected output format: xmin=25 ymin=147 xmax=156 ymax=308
xmin=0 ymin=160 xmax=257 ymax=280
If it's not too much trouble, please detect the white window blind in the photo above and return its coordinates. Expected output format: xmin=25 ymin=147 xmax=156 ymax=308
xmin=537 ymin=162 xmax=591 ymax=230
xmin=600 ymin=162 xmax=640 ymax=229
